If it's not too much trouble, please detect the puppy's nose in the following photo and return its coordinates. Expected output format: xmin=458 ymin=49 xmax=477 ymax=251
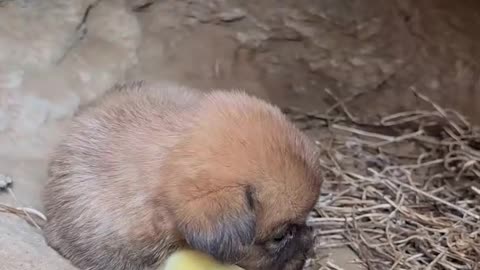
xmin=303 ymin=235 xmax=315 ymax=258
xmin=298 ymin=225 xmax=314 ymax=253
xmin=305 ymin=243 xmax=315 ymax=258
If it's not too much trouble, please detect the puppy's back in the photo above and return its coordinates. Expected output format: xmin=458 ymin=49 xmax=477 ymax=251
xmin=43 ymin=82 xmax=200 ymax=270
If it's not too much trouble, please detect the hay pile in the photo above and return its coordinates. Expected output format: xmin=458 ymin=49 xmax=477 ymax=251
xmin=285 ymin=90 xmax=480 ymax=270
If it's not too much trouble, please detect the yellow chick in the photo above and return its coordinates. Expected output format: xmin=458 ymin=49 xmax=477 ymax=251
xmin=158 ymin=249 xmax=245 ymax=270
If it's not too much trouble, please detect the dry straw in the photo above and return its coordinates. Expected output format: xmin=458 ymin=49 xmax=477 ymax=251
xmin=285 ymin=88 xmax=480 ymax=270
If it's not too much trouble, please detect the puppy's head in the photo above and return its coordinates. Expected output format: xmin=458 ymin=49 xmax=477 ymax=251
xmin=161 ymin=91 xmax=322 ymax=270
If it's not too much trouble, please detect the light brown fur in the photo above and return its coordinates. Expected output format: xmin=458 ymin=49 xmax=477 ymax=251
xmin=43 ymin=81 xmax=323 ymax=270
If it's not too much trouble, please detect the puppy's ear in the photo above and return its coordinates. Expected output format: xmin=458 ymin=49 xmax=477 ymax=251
xmin=173 ymin=185 xmax=257 ymax=263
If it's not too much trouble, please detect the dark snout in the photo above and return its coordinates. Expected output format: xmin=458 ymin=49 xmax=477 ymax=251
xmin=276 ymin=225 xmax=315 ymax=270
xmin=299 ymin=225 xmax=315 ymax=256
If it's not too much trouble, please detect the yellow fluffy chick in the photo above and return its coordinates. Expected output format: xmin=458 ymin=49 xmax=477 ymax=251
xmin=158 ymin=249 xmax=245 ymax=270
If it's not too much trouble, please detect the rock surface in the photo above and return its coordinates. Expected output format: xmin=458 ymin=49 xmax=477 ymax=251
xmin=0 ymin=0 xmax=141 ymax=209
xmin=0 ymin=214 xmax=76 ymax=270
xmin=2 ymin=0 xmax=480 ymax=269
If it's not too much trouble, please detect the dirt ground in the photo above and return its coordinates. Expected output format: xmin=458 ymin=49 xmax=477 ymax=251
xmin=1 ymin=0 xmax=480 ymax=269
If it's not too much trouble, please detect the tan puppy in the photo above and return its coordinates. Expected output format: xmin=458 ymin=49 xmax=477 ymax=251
xmin=43 ymin=81 xmax=322 ymax=270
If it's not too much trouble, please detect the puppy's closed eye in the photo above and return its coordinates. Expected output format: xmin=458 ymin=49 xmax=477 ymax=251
xmin=275 ymin=226 xmax=296 ymax=242
xmin=172 ymin=186 xmax=257 ymax=264
xmin=262 ymin=224 xmax=299 ymax=253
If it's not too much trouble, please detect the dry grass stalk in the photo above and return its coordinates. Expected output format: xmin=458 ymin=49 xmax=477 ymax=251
xmin=286 ymin=90 xmax=480 ymax=270
xmin=0 ymin=187 xmax=46 ymax=229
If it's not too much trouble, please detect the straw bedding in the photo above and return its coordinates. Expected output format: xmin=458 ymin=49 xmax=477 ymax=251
xmin=285 ymin=89 xmax=480 ymax=270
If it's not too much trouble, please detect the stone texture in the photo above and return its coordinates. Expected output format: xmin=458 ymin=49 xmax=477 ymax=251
xmin=0 ymin=0 xmax=95 ymax=70
xmin=0 ymin=0 xmax=141 ymax=221
xmin=0 ymin=214 xmax=76 ymax=270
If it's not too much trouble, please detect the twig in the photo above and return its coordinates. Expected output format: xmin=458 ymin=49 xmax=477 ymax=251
xmin=388 ymin=177 xmax=480 ymax=219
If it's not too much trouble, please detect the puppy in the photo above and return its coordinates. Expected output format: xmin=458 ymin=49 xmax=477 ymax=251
xmin=43 ymin=81 xmax=323 ymax=270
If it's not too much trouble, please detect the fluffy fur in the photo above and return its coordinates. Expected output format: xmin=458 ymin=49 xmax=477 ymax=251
xmin=43 ymin=81 xmax=323 ymax=270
